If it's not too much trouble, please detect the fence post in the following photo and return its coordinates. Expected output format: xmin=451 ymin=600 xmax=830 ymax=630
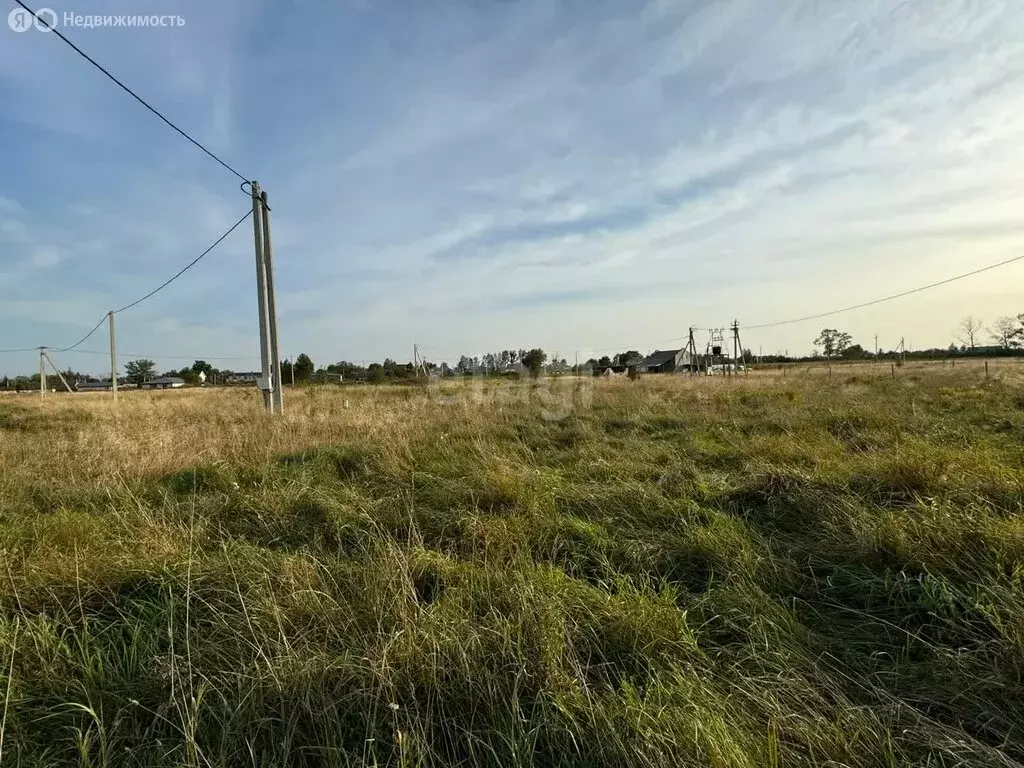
xmin=985 ymin=360 xmax=990 ymax=380
xmin=891 ymin=363 xmax=895 ymax=380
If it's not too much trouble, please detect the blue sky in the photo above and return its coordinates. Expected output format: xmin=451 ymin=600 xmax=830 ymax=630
xmin=2 ymin=0 xmax=1024 ymax=375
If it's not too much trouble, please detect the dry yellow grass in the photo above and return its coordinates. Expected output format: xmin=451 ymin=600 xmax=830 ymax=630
xmin=1 ymin=364 xmax=1023 ymax=766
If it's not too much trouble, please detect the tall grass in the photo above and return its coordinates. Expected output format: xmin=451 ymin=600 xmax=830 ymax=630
xmin=1 ymin=364 xmax=1023 ymax=766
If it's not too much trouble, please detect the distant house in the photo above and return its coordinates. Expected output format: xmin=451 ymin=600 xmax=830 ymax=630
xmin=706 ymin=363 xmax=742 ymax=375
xmin=139 ymin=377 xmax=186 ymax=390
xmin=225 ymin=372 xmax=260 ymax=384
xmin=75 ymin=379 xmax=113 ymax=392
xmin=312 ymin=372 xmax=343 ymax=384
xmin=637 ymin=349 xmax=693 ymax=373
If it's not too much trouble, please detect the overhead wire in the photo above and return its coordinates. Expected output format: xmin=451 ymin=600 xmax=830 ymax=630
xmin=745 ymin=252 xmax=1024 ymax=329
xmin=112 ymin=209 xmax=252 ymax=313
xmin=52 ymin=315 xmax=108 ymax=353
xmin=3 ymin=2 xmax=256 ymax=364
xmin=23 ymin=209 xmax=253 ymax=357
xmin=57 ymin=349 xmax=259 ymax=361
xmin=578 ymin=251 xmax=1024 ymax=355
xmin=10 ymin=0 xmax=249 ymax=184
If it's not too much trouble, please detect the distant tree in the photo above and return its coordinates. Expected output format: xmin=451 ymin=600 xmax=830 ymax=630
xmin=456 ymin=355 xmax=475 ymax=375
xmin=294 ymin=353 xmax=315 ymax=381
xmin=989 ymin=316 xmax=1023 ymax=349
xmin=521 ymin=348 xmax=547 ymax=378
xmin=327 ymin=361 xmax=367 ymax=380
xmin=957 ymin=316 xmax=983 ymax=350
xmin=597 ymin=355 xmax=612 ymax=368
xmin=191 ymin=360 xmax=213 ymax=377
xmin=615 ymin=350 xmax=642 ymax=366
xmin=367 ymin=363 xmax=385 ymax=383
xmin=841 ymin=344 xmax=866 ymax=360
xmin=125 ymin=358 xmax=156 ymax=385
xmin=814 ymin=329 xmax=853 ymax=361
xmin=280 ymin=359 xmax=293 ymax=384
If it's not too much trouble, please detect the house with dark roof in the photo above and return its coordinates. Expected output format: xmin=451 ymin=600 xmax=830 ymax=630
xmin=139 ymin=377 xmax=186 ymax=390
xmin=225 ymin=372 xmax=261 ymax=384
xmin=637 ymin=349 xmax=693 ymax=373
xmin=75 ymin=379 xmax=114 ymax=392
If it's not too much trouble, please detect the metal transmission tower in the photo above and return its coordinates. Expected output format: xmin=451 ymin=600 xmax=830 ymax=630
xmin=249 ymin=181 xmax=283 ymax=413
xmin=707 ymin=329 xmax=726 ymax=375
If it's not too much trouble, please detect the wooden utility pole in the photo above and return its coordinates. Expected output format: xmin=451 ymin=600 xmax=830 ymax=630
xmin=261 ymin=190 xmax=284 ymax=414
xmin=108 ymin=311 xmax=118 ymax=401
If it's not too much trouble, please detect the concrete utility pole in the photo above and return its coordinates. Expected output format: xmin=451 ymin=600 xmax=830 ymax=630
xmin=687 ymin=327 xmax=699 ymax=375
xmin=732 ymin=320 xmax=739 ymax=377
xmin=730 ymin=320 xmax=748 ymax=376
xmin=250 ymin=181 xmax=279 ymax=413
xmin=261 ymin=190 xmax=284 ymax=414
xmin=38 ymin=347 xmax=46 ymax=398
xmin=41 ymin=351 xmax=73 ymax=393
xmin=108 ymin=311 xmax=118 ymax=401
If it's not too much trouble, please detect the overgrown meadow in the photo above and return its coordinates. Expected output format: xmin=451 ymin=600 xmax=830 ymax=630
xmin=1 ymin=362 xmax=1023 ymax=767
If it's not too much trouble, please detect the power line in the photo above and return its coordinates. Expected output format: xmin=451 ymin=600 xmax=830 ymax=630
xmin=35 ymin=209 xmax=252 ymax=354
xmin=113 ymin=209 xmax=252 ymax=313
xmin=56 ymin=349 xmax=259 ymax=361
xmin=582 ymin=251 xmax=1024 ymax=353
xmin=0 ymin=347 xmax=40 ymax=354
xmin=11 ymin=0 xmax=249 ymax=184
xmin=53 ymin=314 xmax=107 ymax=353
xmin=746 ymin=252 xmax=1024 ymax=330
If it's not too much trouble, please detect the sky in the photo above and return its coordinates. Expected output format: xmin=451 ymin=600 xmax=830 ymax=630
xmin=1 ymin=0 xmax=1024 ymax=375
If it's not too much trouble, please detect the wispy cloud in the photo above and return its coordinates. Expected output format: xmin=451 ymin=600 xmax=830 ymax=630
xmin=1 ymin=0 xmax=1023 ymax=372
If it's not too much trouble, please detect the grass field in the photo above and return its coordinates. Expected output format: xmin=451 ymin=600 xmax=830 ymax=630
xmin=2 ymin=362 xmax=1024 ymax=767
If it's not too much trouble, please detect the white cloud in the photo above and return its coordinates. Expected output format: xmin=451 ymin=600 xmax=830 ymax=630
xmin=3 ymin=0 xmax=1024 ymax=371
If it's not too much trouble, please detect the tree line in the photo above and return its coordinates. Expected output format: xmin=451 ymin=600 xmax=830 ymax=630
xmin=4 ymin=313 xmax=1022 ymax=391
xmin=809 ymin=313 xmax=1024 ymax=363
